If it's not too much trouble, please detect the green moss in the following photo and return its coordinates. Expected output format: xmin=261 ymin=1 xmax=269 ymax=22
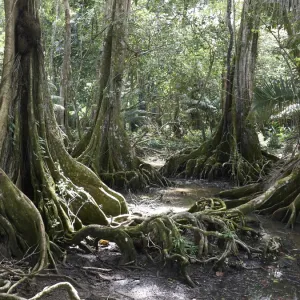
xmin=113 ymin=172 xmax=126 ymax=189
xmin=219 ymin=183 xmax=263 ymax=199
xmin=186 ymin=159 xmax=196 ymax=177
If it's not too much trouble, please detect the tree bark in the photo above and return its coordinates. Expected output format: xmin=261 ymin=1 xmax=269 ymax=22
xmin=60 ymin=0 xmax=72 ymax=136
xmin=0 ymin=0 xmax=15 ymax=173
xmin=220 ymin=153 xmax=300 ymax=227
xmin=0 ymin=0 xmax=128 ymax=263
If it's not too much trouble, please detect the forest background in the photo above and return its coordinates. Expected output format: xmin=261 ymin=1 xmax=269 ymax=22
xmin=0 ymin=0 xmax=300 ymax=298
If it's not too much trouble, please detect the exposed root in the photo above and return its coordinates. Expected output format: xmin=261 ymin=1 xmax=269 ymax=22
xmin=0 ymin=195 xmax=283 ymax=293
xmin=164 ymin=251 xmax=195 ymax=287
xmin=188 ymin=197 xmax=227 ymax=213
xmin=69 ymin=225 xmax=137 ymax=264
xmin=0 ymin=282 xmax=81 ymax=300
xmin=0 ymin=294 xmax=26 ymax=300
xmin=101 ymin=162 xmax=171 ymax=192
xmin=0 ymin=260 xmax=83 ymax=299
xmin=161 ymin=137 xmax=275 ymax=185
xmin=30 ymin=282 xmax=81 ymax=300
xmin=27 ymin=196 xmax=263 ymax=287
xmin=220 ymin=162 xmax=300 ymax=228
xmin=272 ymin=192 xmax=300 ymax=228
xmin=0 ymin=169 xmax=48 ymax=271
xmin=219 ymin=183 xmax=263 ymax=199
xmin=0 ymin=279 xmax=11 ymax=292
xmin=106 ymin=198 xmax=267 ymax=285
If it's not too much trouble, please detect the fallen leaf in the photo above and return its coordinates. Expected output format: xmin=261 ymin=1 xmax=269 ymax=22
xmin=99 ymin=239 xmax=110 ymax=247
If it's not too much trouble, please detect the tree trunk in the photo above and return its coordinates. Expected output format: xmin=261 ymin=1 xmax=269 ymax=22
xmin=220 ymin=153 xmax=300 ymax=227
xmin=0 ymin=0 xmax=16 ymax=176
xmin=60 ymin=0 xmax=72 ymax=136
xmin=73 ymin=0 xmax=169 ymax=191
xmin=0 ymin=0 xmax=128 ymax=264
xmin=161 ymin=0 xmax=274 ymax=185
xmin=48 ymin=0 xmax=60 ymax=83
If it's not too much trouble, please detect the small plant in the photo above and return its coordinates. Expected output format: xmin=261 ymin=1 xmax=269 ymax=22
xmin=222 ymin=230 xmax=235 ymax=239
xmin=172 ymin=236 xmax=198 ymax=256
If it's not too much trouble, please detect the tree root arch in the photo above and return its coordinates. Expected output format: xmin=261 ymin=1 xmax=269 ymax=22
xmin=64 ymin=198 xmax=269 ymax=287
xmin=100 ymin=161 xmax=171 ymax=191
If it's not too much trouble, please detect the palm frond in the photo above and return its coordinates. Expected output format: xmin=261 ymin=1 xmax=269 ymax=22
xmin=253 ymin=77 xmax=299 ymax=113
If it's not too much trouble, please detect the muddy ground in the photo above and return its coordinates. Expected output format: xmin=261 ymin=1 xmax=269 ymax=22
xmin=3 ymin=179 xmax=300 ymax=300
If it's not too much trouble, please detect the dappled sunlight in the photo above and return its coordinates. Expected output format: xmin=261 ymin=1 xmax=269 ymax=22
xmin=127 ymin=181 xmax=224 ymax=216
xmin=1 ymin=0 xmax=300 ymax=299
xmin=111 ymin=280 xmax=188 ymax=300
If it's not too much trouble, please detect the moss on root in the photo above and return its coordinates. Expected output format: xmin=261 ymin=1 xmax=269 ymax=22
xmin=163 ymin=149 xmax=275 ymax=185
xmin=0 ymin=176 xmax=285 ymax=292
xmin=161 ymin=122 xmax=276 ymax=186
xmin=220 ymin=183 xmax=264 ymax=199
xmin=100 ymin=161 xmax=171 ymax=192
xmin=218 ymin=158 xmax=300 ymax=227
xmin=0 ymin=169 xmax=48 ymax=271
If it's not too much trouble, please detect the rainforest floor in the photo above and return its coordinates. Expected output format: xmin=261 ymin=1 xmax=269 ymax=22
xmin=4 ymin=178 xmax=300 ymax=300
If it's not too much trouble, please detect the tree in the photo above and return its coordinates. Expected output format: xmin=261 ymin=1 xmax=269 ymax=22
xmin=0 ymin=2 xmax=295 ymax=296
xmin=162 ymin=0 xmax=276 ymax=185
xmin=0 ymin=0 xmax=129 ymax=268
xmin=220 ymin=1 xmax=300 ymax=227
xmin=60 ymin=0 xmax=72 ymax=136
xmin=72 ymin=0 xmax=169 ymax=191
xmin=161 ymin=0 xmax=300 ymax=227
xmin=0 ymin=0 xmax=260 ymax=289
xmin=162 ymin=0 xmax=300 ymax=229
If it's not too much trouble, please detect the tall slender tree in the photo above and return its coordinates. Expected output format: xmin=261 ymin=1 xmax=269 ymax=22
xmin=60 ymin=0 xmax=72 ymax=136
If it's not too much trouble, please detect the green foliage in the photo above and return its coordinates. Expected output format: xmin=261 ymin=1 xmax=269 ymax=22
xmin=122 ymin=0 xmax=226 ymax=143
xmin=172 ymin=236 xmax=198 ymax=256
xmin=131 ymin=126 xmax=204 ymax=154
xmin=37 ymin=0 xmax=300 ymax=158
xmin=222 ymin=230 xmax=235 ymax=239
xmin=42 ymin=0 xmax=105 ymax=125
xmin=253 ymin=77 xmax=300 ymax=148
xmin=254 ymin=77 xmax=298 ymax=112
xmin=264 ymin=124 xmax=293 ymax=151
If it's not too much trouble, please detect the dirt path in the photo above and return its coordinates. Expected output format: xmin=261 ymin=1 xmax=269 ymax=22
xmin=11 ymin=180 xmax=300 ymax=299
